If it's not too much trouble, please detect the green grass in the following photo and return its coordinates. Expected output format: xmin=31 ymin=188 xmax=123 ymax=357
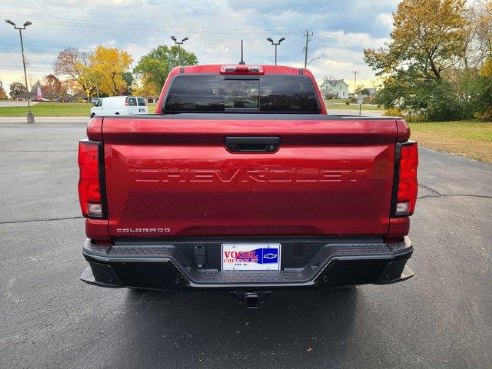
xmin=1 ymin=101 xmax=382 ymax=115
xmin=409 ymin=121 xmax=492 ymax=163
xmin=0 ymin=102 xmax=91 ymax=117
xmin=324 ymin=100 xmax=383 ymax=111
xmin=0 ymin=102 xmax=160 ymax=117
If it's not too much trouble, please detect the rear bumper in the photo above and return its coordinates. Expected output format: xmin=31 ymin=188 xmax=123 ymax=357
xmin=81 ymin=236 xmax=414 ymax=291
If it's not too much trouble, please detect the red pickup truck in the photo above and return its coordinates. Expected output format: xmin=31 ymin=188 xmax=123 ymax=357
xmin=78 ymin=64 xmax=418 ymax=307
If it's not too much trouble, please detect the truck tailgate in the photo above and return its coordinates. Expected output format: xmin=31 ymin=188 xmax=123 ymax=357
xmin=102 ymin=115 xmax=398 ymax=238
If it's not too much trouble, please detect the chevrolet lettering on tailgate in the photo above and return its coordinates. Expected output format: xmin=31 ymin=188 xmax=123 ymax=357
xmin=135 ymin=167 xmax=367 ymax=184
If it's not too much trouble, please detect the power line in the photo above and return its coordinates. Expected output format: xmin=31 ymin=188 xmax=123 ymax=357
xmin=308 ymin=58 xmax=373 ymax=80
xmin=0 ymin=13 xmax=378 ymax=82
xmin=317 ymin=31 xmax=389 ymax=44
xmin=0 ymin=12 xmax=306 ymax=35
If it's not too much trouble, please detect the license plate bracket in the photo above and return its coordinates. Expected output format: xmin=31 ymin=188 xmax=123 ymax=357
xmin=221 ymin=243 xmax=281 ymax=271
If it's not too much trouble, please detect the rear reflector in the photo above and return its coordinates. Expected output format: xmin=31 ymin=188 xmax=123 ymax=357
xmin=394 ymin=142 xmax=418 ymax=216
xmin=78 ymin=140 xmax=104 ymax=218
xmin=88 ymin=203 xmax=103 ymax=217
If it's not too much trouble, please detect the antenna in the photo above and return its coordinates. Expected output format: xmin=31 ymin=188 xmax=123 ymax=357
xmin=239 ymin=39 xmax=245 ymax=64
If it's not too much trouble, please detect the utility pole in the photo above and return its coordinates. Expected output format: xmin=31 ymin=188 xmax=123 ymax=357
xmin=303 ymin=30 xmax=313 ymax=68
xmin=5 ymin=19 xmax=34 ymax=123
xmin=353 ymin=70 xmax=359 ymax=95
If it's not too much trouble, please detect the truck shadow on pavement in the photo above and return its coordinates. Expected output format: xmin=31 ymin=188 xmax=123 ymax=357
xmin=115 ymin=288 xmax=358 ymax=368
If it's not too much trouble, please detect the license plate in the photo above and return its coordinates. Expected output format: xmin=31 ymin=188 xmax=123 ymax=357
xmin=221 ymin=243 xmax=281 ymax=271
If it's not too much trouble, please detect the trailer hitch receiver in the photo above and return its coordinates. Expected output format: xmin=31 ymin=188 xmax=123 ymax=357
xmin=231 ymin=291 xmax=271 ymax=309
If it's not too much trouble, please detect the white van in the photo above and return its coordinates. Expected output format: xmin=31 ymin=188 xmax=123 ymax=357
xmin=90 ymin=96 xmax=148 ymax=117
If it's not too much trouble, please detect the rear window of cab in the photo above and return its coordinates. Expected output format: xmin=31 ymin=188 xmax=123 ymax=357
xmin=164 ymin=75 xmax=320 ymax=114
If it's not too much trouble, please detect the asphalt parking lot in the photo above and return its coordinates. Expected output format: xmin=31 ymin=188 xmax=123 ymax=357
xmin=0 ymin=122 xmax=491 ymax=369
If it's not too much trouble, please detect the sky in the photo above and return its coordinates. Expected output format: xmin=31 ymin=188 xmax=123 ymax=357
xmin=0 ymin=0 xmax=399 ymax=94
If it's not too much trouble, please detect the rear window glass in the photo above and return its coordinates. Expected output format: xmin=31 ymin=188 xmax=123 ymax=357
xmin=164 ymin=75 xmax=319 ymax=114
xmin=137 ymin=97 xmax=147 ymax=106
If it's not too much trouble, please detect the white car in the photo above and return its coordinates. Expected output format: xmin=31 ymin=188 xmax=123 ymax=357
xmin=90 ymin=96 xmax=148 ymax=117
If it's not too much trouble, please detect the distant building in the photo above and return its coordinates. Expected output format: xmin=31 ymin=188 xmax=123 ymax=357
xmin=15 ymin=92 xmax=36 ymax=101
xmin=320 ymin=79 xmax=349 ymax=98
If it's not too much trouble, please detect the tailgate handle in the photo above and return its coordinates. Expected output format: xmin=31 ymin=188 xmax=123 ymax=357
xmin=225 ymin=137 xmax=280 ymax=153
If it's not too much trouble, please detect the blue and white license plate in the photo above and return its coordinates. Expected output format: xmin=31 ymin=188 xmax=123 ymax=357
xmin=221 ymin=243 xmax=281 ymax=271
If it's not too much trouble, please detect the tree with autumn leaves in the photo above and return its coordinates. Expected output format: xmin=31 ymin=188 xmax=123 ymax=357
xmin=41 ymin=74 xmax=62 ymax=100
xmin=52 ymin=43 xmax=198 ymax=98
xmin=90 ymin=46 xmax=133 ymax=96
xmin=0 ymin=80 xmax=7 ymax=100
xmin=364 ymin=0 xmax=492 ymax=121
xmin=54 ymin=48 xmax=92 ymax=95
xmin=54 ymin=46 xmax=133 ymax=97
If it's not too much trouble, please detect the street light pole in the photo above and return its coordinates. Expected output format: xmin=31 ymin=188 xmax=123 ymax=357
xmin=170 ymin=36 xmax=189 ymax=66
xmin=5 ymin=19 xmax=34 ymax=123
xmin=266 ymin=37 xmax=285 ymax=65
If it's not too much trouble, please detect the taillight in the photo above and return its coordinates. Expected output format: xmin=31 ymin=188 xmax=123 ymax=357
xmin=78 ymin=140 xmax=105 ymax=218
xmin=393 ymin=142 xmax=418 ymax=216
xmin=220 ymin=65 xmax=264 ymax=75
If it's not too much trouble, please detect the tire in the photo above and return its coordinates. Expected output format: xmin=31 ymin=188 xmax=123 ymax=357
xmin=90 ymin=113 xmax=95 ymax=118
xmin=115 ymin=112 xmax=120 ymax=115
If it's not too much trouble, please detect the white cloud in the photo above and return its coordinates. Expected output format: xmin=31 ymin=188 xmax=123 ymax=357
xmin=376 ymin=12 xmax=394 ymax=30
xmin=317 ymin=31 xmax=390 ymax=50
xmin=0 ymin=0 xmax=399 ymax=92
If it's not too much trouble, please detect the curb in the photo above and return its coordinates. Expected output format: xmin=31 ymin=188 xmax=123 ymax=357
xmin=0 ymin=116 xmax=89 ymax=124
